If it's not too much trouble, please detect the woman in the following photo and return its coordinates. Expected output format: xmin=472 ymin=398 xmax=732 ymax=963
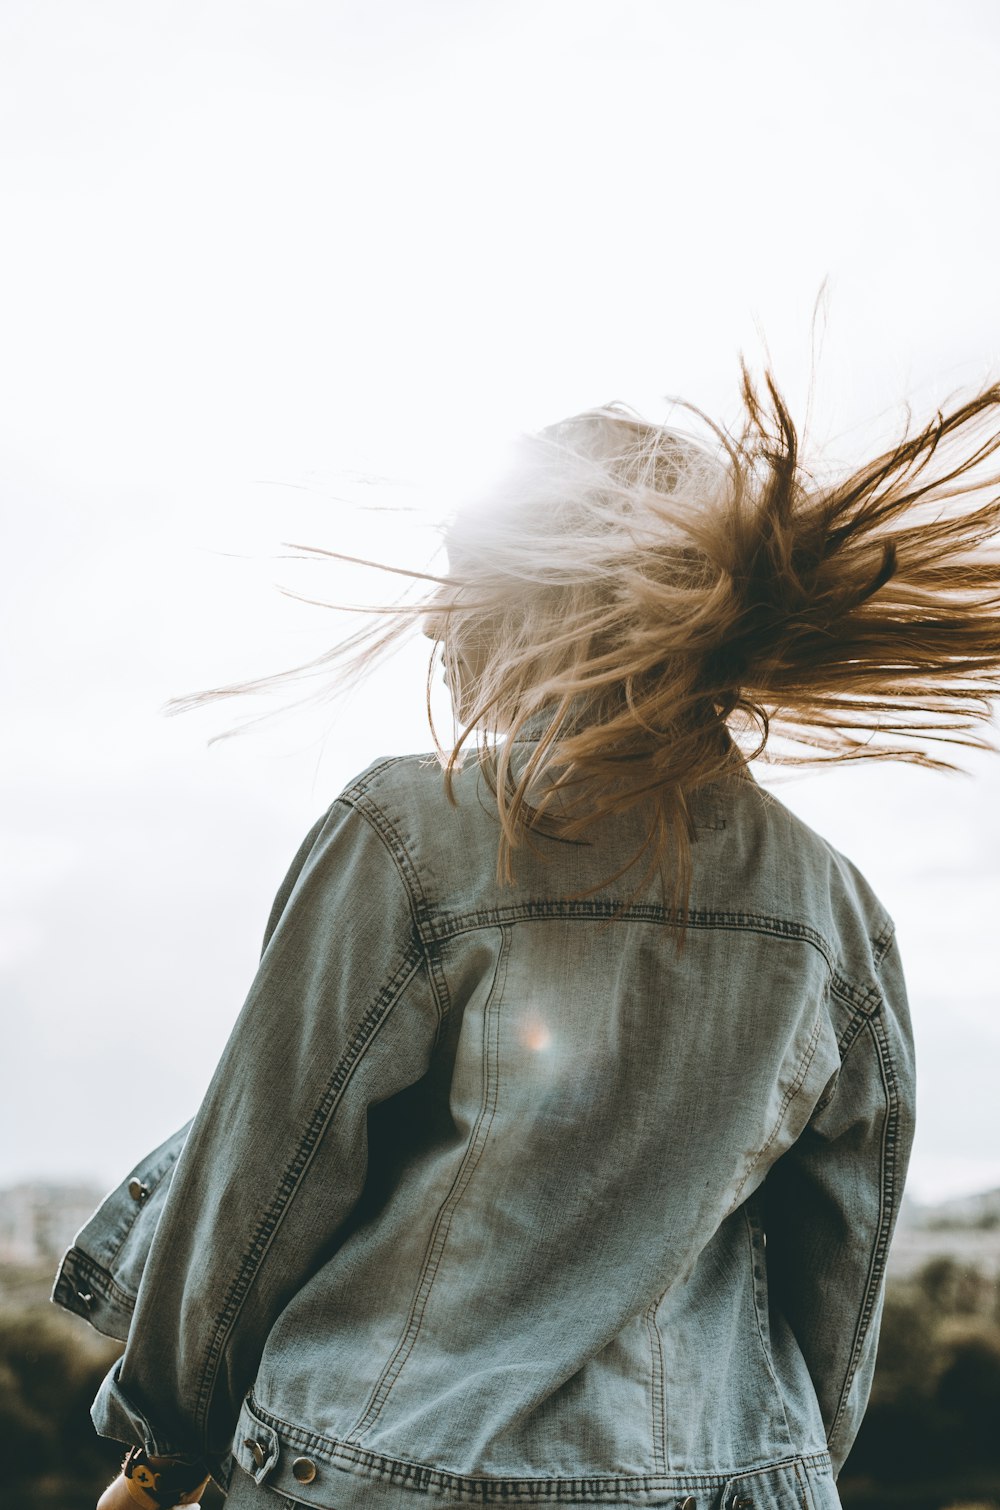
xmin=55 ymin=369 xmax=1000 ymax=1510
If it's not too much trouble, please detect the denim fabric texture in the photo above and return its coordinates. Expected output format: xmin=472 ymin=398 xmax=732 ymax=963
xmin=53 ymin=739 xmax=915 ymax=1510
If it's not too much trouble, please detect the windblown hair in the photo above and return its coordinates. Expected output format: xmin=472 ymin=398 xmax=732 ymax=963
xmin=168 ymin=366 xmax=1000 ymax=911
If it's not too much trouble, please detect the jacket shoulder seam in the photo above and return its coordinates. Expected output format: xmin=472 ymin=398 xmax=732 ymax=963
xmin=337 ymin=790 xmax=436 ymax=948
xmin=337 ymin=792 xmax=453 ymax=1033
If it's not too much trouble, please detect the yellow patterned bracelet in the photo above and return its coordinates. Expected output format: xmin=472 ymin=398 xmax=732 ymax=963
xmin=121 ymin=1446 xmax=210 ymax=1508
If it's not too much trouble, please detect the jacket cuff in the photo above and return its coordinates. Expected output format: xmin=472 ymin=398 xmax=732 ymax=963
xmin=91 ymin=1358 xmax=201 ymax=1464
xmin=52 ymin=1246 xmax=135 ymax=1343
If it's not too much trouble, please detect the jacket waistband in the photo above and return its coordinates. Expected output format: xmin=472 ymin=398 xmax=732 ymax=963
xmin=232 ymin=1394 xmax=838 ymax=1510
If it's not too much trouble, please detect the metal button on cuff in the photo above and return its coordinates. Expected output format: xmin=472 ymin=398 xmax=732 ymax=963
xmin=243 ymin=1438 xmax=270 ymax=1471
xmin=676 ymin=1498 xmax=697 ymax=1509
xmin=128 ymin=1179 xmax=150 ymax=1203
xmin=292 ymin=1457 xmax=318 ymax=1484
xmin=235 ymin=1405 xmax=280 ymax=1485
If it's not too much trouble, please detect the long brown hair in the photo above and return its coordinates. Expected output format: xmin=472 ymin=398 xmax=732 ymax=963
xmin=168 ymin=366 xmax=1000 ymax=908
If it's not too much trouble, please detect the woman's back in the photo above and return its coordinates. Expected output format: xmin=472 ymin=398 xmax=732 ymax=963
xmin=71 ymin=738 xmax=913 ymax=1510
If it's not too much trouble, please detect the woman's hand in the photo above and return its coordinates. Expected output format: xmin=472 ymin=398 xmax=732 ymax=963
xmin=96 ymin=1450 xmax=209 ymax=1509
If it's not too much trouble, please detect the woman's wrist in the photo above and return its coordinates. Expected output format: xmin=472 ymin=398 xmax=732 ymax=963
xmin=97 ymin=1446 xmax=210 ymax=1510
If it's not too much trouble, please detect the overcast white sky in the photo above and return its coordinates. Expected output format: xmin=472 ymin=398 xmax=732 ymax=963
xmin=2 ymin=0 xmax=999 ymax=1203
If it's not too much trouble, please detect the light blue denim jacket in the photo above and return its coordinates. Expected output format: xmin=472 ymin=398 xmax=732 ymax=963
xmin=54 ymin=742 xmax=915 ymax=1510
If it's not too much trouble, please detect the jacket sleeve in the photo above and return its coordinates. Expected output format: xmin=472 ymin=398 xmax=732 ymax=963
xmin=761 ymin=931 xmax=916 ymax=1478
xmin=90 ymin=792 xmax=440 ymax=1465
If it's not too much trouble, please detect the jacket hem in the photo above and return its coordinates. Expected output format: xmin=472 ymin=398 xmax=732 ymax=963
xmin=235 ymin=1393 xmax=834 ymax=1505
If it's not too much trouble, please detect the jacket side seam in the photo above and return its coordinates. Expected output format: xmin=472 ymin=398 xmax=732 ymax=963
xmin=192 ymin=943 xmax=425 ymax=1441
xmin=345 ymin=925 xmax=511 ymax=1442
xmin=825 ymin=1006 xmax=899 ymax=1457
xmin=643 ymin=1297 xmax=666 ymax=1474
xmin=742 ymin=1201 xmax=795 ymax=1451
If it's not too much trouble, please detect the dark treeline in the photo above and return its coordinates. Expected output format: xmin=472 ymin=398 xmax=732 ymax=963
xmin=840 ymin=1256 xmax=1000 ymax=1509
xmin=1 ymin=1257 xmax=998 ymax=1509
